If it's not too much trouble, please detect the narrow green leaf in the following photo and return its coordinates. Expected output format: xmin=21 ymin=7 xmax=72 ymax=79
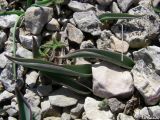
xmin=99 ymin=13 xmax=144 ymax=22
xmin=6 ymin=55 xmax=92 ymax=77
xmin=42 ymin=72 xmax=92 ymax=94
xmin=0 ymin=10 xmax=24 ymax=16
xmin=58 ymin=48 xmax=135 ymax=69
xmin=16 ymin=88 xmax=32 ymax=120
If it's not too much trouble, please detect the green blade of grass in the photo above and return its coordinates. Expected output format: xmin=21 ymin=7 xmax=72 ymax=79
xmin=6 ymin=55 xmax=92 ymax=77
xmin=58 ymin=48 xmax=135 ymax=69
xmin=16 ymin=88 xmax=32 ymax=120
xmin=98 ymin=13 xmax=144 ymax=22
xmin=0 ymin=10 xmax=24 ymax=16
xmin=42 ymin=72 xmax=92 ymax=94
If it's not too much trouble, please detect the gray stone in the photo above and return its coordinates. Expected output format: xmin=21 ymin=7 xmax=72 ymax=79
xmin=0 ymin=31 xmax=7 ymax=49
xmin=108 ymin=98 xmax=125 ymax=114
xmin=111 ymin=2 xmax=121 ymax=13
xmin=84 ymin=97 xmax=114 ymax=120
xmin=73 ymin=11 xmax=101 ymax=36
xmin=80 ymin=40 xmax=94 ymax=49
xmin=41 ymin=100 xmax=61 ymax=117
xmin=0 ymin=64 xmax=16 ymax=92
xmin=0 ymin=90 xmax=14 ymax=102
xmin=4 ymin=105 xmax=18 ymax=117
xmin=66 ymin=23 xmax=84 ymax=44
xmin=16 ymin=47 xmax=33 ymax=59
xmin=44 ymin=117 xmax=61 ymax=120
xmin=71 ymin=103 xmax=84 ymax=119
xmin=61 ymin=108 xmax=71 ymax=120
xmin=96 ymin=0 xmax=113 ymax=6
xmin=92 ymin=62 xmax=134 ymax=98
xmin=134 ymin=106 xmax=160 ymax=120
xmin=132 ymin=46 xmax=160 ymax=105
xmin=0 ymin=52 xmax=11 ymax=68
xmin=117 ymin=0 xmax=135 ymax=12
xmin=25 ymin=71 xmax=39 ymax=88
xmin=49 ymin=87 xmax=78 ymax=107
xmin=8 ymin=117 xmax=17 ymax=120
xmin=95 ymin=4 xmax=106 ymax=16
xmin=112 ymin=5 xmax=160 ymax=48
xmin=19 ymin=29 xmax=41 ymax=50
xmin=0 ymin=0 xmax=8 ymax=11
xmin=37 ymin=85 xmax=52 ymax=97
xmin=25 ymin=7 xmax=53 ymax=35
xmin=31 ymin=107 xmax=41 ymax=120
xmin=24 ymin=89 xmax=40 ymax=107
xmin=0 ymin=15 xmax=18 ymax=28
xmin=46 ymin=18 xmax=60 ymax=31
xmin=68 ymin=1 xmax=94 ymax=12
xmin=152 ymin=0 xmax=160 ymax=7
xmin=117 ymin=113 xmax=135 ymax=120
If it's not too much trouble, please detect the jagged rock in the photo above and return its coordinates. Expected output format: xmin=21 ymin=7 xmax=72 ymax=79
xmin=4 ymin=105 xmax=18 ymax=117
xmin=0 ymin=31 xmax=7 ymax=49
xmin=84 ymin=97 xmax=114 ymax=120
xmin=111 ymin=2 xmax=121 ymax=13
xmin=132 ymin=46 xmax=160 ymax=105
xmin=0 ymin=91 xmax=14 ymax=102
xmin=80 ymin=40 xmax=95 ymax=49
xmin=49 ymin=87 xmax=78 ymax=107
xmin=0 ymin=0 xmax=8 ymax=11
xmin=0 ymin=15 xmax=18 ymax=28
xmin=31 ymin=107 xmax=42 ymax=120
xmin=61 ymin=108 xmax=71 ymax=120
xmin=16 ymin=47 xmax=33 ymax=59
xmin=117 ymin=113 xmax=135 ymax=120
xmin=25 ymin=7 xmax=53 ymax=35
xmin=92 ymin=62 xmax=134 ymax=98
xmin=46 ymin=18 xmax=60 ymax=31
xmin=25 ymin=71 xmax=39 ymax=88
xmin=68 ymin=1 xmax=94 ymax=12
xmin=112 ymin=5 xmax=160 ymax=48
xmin=0 ymin=52 xmax=11 ymax=69
xmin=71 ymin=103 xmax=84 ymax=119
xmin=108 ymin=98 xmax=125 ymax=114
xmin=134 ymin=106 xmax=160 ymax=120
xmin=66 ymin=23 xmax=84 ymax=44
xmin=73 ymin=11 xmax=101 ymax=36
xmin=37 ymin=85 xmax=52 ymax=97
xmin=117 ymin=0 xmax=136 ymax=12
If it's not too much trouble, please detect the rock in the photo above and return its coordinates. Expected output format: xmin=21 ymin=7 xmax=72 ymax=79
xmin=0 ymin=64 xmax=16 ymax=92
xmin=66 ymin=23 xmax=84 ymax=44
xmin=84 ymin=97 xmax=114 ymax=120
xmin=25 ymin=7 xmax=53 ymax=35
xmin=0 ymin=31 xmax=7 ymax=49
xmin=44 ymin=117 xmax=61 ymax=120
xmin=0 ymin=0 xmax=8 ymax=11
xmin=117 ymin=113 xmax=135 ymax=120
xmin=92 ymin=62 xmax=134 ymax=98
xmin=117 ymin=0 xmax=135 ymax=12
xmin=132 ymin=46 xmax=160 ymax=105
xmin=61 ymin=108 xmax=71 ymax=120
xmin=70 ymin=103 xmax=84 ymax=119
xmin=108 ymin=98 xmax=125 ymax=114
xmin=111 ymin=2 xmax=121 ymax=13
xmin=152 ymin=0 xmax=160 ymax=7
xmin=25 ymin=71 xmax=39 ymax=88
xmin=73 ymin=11 xmax=101 ymax=36
xmin=0 ymin=81 xmax=4 ymax=92
xmin=24 ymin=89 xmax=40 ymax=107
xmin=96 ymin=0 xmax=113 ymax=6
xmin=19 ymin=29 xmax=41 ymax=50
xmin=49 ymin=87 xmax=78 ymax=107
xmin=68 ymin=1 xmax=94 ymax=12
xmin=4 ymin=105 xmax=18 ymax=116
xmin=37 ymin=85 xmax=52 ymax=97
xmin=0 ymin=15 xmax=18 ymax=28
xmin=80 ymin=40 xmax=94 ymax=49
xmin=16 ymin=47 xmax=33 ymax=59
xmin=31 ymin=107 xmax=41 ymax=120
xmin=95 ymin=4 xmax=106 ymax=16
xmin=0 ymin=90 xmax=14 ymax=102
xmin=111 ymin=5 xmax=160 ymax=48
xmin=110 ymin=35 xmax=129 ymax=53
xmin=41 ymin=100 xmax=61 ymax=117
xmin=46 ymin=18 xmax=60 ymax=31
xmin=8 ymin=117 xmax=17 ymax=120
xmin=134 ymin=106 xmax=160 ymax=120
xmin=0 ymin=52 xmax=11 ymax=68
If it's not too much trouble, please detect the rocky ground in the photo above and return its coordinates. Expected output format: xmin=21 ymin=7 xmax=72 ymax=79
xmin=0 ymin=0 xmax=160 ymax=120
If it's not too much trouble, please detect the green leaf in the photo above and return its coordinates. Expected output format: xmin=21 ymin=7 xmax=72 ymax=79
xmin=42 ymin=72 xmax=92 ymax=94
xmin=6 ymin=55 xmax=92 ymax=77
xmin=0 ymin=10 xmax=24 ymax=16
xmin=58 ymin=48 xmax=135 ymax=69
xmin=32 ymin=0 xmax=64 ymax=7
xmin=16 ymin=88 xmax=32 ymax=120
xmin=98 ymin=13 xmax=144 ymax=22
xmin=27 ymin=0 xmax=33 ymax=7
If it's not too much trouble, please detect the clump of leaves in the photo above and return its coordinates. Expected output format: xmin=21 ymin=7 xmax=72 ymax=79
xmin=98 ymin=99 xmax=109 ymax=110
